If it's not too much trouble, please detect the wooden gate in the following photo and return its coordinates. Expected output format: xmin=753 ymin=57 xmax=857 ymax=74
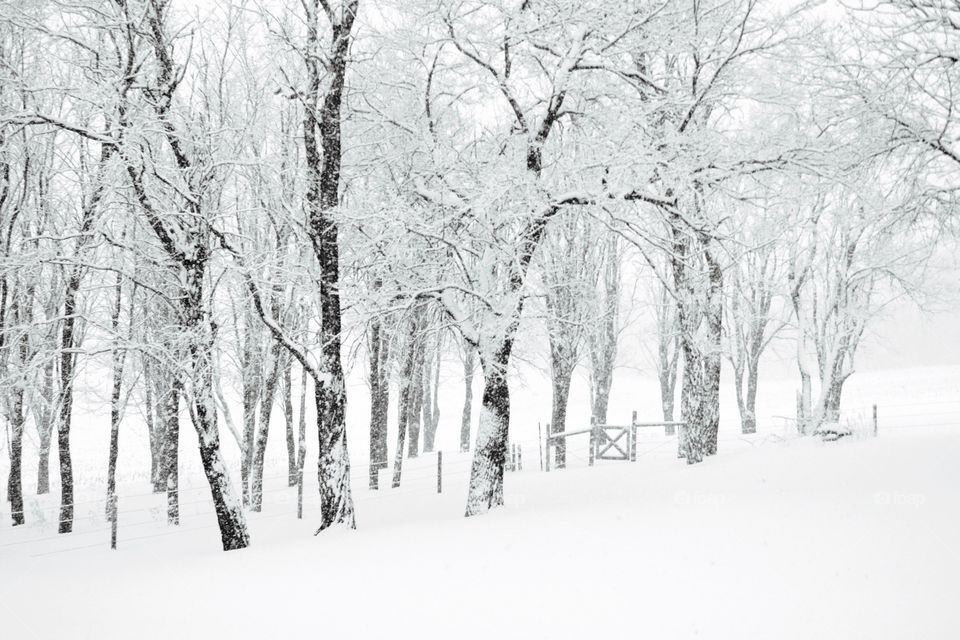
xmin=595 ymin=426 xmax=631 ymax=461
xmin=544 ymin=411 xmax=685 ymax=470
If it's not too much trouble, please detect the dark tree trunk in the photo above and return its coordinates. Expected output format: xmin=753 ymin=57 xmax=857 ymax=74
xmin=7 ymin=295 xmax=28 ymax=526
xmin=670 ymin=212 xmax=722 ymax=464
xmin=368 ymin=315 xmax=390 ymax=489
xmin=302 ymin=0 xmax=358 ymax=533
xmin=462 ymin=198 xmax=563 ymax=515
xmin=703 ymin=352 xmax=721 ymax=457
xmin=678 ymin=340 xmax=703 ymax=462
xmin=460 ymin=343 xmax=475 ymax=453
xmin=465 ymin=354 xmax=510 ymax=516
xmin=57 ymin=274 xmax=81 ymax=533
xmin=55 ymin=140 xmax=114 ymax=534
xmin=823 ymin=376 xmax=845 ymax=423
xmin=182 ymin=263 xmax=250 ymax=548
xmin=7 ymin=380 xmax=25 ymax=526
xmin=122 ymin=3 xmax=250 ymax=549
xmin=194 ymin=370 xmax=249 ymax=550
xmin=251 ymin=341 xmax=282 ymax=511
xmin=703 ymin=254 xmax=723 ymax=456
xmin=312 ymin=381 xmax=354 ymax=531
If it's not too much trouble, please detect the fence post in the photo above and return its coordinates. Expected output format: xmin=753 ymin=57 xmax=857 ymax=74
xmin=545 ymin=423 xmax=551 ymax=472
xmin=630 ymin=410 xmax=638 ymax=462
xmin=873 ymin=404 xmax=878 ymax=437
xmin=297 ymin=465 xmax=304 ymax=520
xmin=517 ymin=444 xmax=523 ymax=471
xmin=437 ymin=451 xmax=442 ymax=494
xmin=110 ymin=495 xmax=118 ymax=550
xmin=538 ymin=423 xmax=544 ymax=471
xmin=589 ymin=416 xmax=596 ymax=466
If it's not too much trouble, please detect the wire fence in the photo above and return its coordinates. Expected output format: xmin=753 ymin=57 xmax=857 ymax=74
xmin=3 ymin=399 xmax=959 ymax=556
xmin=0 ymin=447 xmax=485 ymax=557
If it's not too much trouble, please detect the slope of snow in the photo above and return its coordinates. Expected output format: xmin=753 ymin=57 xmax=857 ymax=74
xmin=2 ymin=423 xmax=958 ymax=639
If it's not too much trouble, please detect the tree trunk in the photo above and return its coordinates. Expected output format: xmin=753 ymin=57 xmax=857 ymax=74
xmin=36 ymin=357 xmax=55 ymax=495
xmin=733 ymin=363 xmax=751 ymax=435
xmin=656 ymin=278 xmax=680 ymax=433
xmin=283 ymin=356 xmax=297 ymax=486
xmin=670 ymin=214 xmax=722 ymax=463
xmin=193 ymin=372 xmax=249 ymax=550
xmin=313 ymin=381 xmax=355 ymax=532
xmin=678 ymin=340 xmax=702 ymax=462
xmin=296 ymin=365 xmax=307 ymax=515
xmin=742 ymin=357 xmax=759 ymax=434
xmin=368 ymin=316 xmax=390 ymax=489
xmin=549 ymin=365 xmax=573 ymax=467
xmin=673 ymin=219 xmax=701 ymax=463
xmin=392 ymin=321 xmax=416 ymax=488
xmin=822 ymin=375 xmax=845 ymax=423
xmin=303 ymin=0 xmax=358 ymax=533
xmin=422 ymin=333 xmax=441 ymax=453
xmin=213 ymin=367 xmax=243 ymax=451
xmin=55 ymin=138 xmax=114 ymax=534
xmin=590 ymin=358 xmax=614 ymax=427
xmin=56 ymin=272 xmax=82 ymax=534
xmin=7 ymin=295 xmax=28 ymax=526
xmin=251 ymin=341 xmax=282 ymax=511
xmin=676 ymin=331 xmax=721 ymax=462
xmin=182 ymin=263 xmax=250 ymax=548
xmin=240 ymin=320 xmax=260 ymax=507
xmin=144 ymin=359 xmax=166 ymax=493
xmin=798 ymin=370 xmax=812 ymax=434
xmin=462 ymin=192 xmax=561 ymax=515
xmin=105 ymin=272 xmax=125 ymax=519
xmin=791 ymin=271 xmax=814 ymax=435
xmin=590 ymin=233 xmax=620 ymax=428
xmin=7 ymin=380 xmax=25 ymax=526
xmin=702 ymin=252 xmax=723 ymax=457
xmin=406 ymin=321 xmax=425 ymax=458
xmin=659 ymin=364 xmax=676 ymax=424
xmin=158 ymin=379 xmax=180 ymax=525
xmin=460 ymin=342 xmax=475 ymax=452
xmin=465 ymin=354 xmax=510 ymax=516
xmin=703 ymin=351 xmax=721 ymax=457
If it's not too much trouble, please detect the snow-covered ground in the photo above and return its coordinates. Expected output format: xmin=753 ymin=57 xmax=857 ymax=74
xmin=2 ymin=365 xmax=959 ymax=638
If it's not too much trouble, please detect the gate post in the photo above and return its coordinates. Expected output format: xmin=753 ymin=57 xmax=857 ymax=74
xmin=589 ymin=416 xmax=596 ymax=466
xmin=545 ymin=423 xmax=551 ymax=472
